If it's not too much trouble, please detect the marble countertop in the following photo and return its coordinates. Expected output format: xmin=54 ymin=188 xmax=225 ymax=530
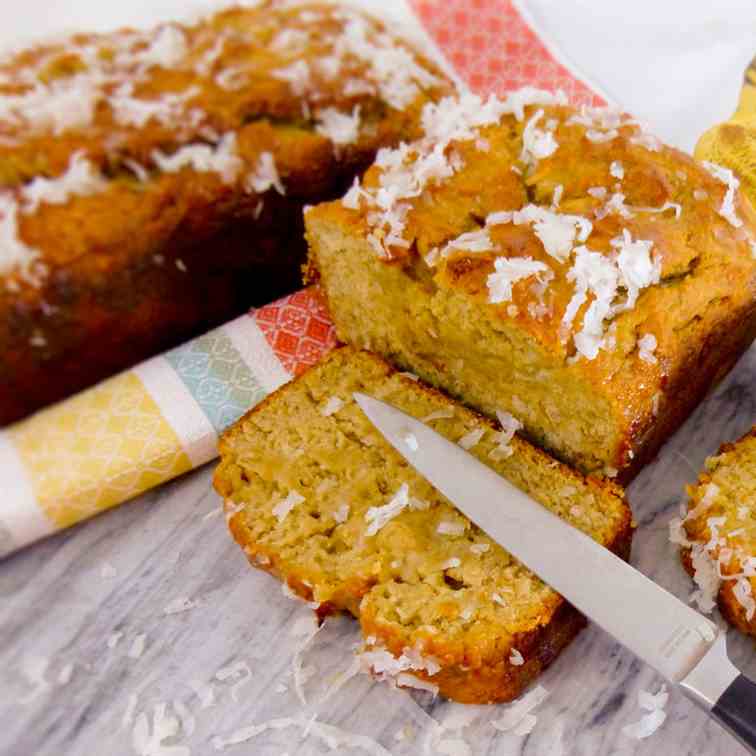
xmin=1 ymin=343 xmax=754 ymax=756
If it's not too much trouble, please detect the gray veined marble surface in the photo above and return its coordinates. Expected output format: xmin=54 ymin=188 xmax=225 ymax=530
xmin=0 ymin=344 xmax=755 ymax=756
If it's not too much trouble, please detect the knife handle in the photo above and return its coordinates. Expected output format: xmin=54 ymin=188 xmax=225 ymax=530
xmin=711 ymin=674 xmax=756 ymax=755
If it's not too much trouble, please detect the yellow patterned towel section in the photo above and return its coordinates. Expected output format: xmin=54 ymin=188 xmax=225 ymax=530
xmin=696 ymin=56 xmax=756 ymax=206
xmin=0 ymin=288 xmax=338 ymax=558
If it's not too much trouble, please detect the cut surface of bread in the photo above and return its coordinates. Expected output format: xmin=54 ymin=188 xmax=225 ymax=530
xmin=0 ymin=1 xmax=452 ymax=424
xmin=214 ymin=347 xmax=633 ymax=703
xmin=305 ymin=90 xmax=756 ymax=482
xmin=674 ymin=426 xmax=756 ymax=637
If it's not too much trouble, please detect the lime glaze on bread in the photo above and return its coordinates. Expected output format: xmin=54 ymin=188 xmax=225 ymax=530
xmin=304 ymin=91 xmax=756 ymax=482
xmin=673 ymin=426 xmax=756 ymax=637
xmin=214 ymin=347 xmax=632 ymax=703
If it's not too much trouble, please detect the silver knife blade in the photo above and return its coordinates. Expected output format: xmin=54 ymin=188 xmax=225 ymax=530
xmin=353 ymin=392 xmax=719 ymax=684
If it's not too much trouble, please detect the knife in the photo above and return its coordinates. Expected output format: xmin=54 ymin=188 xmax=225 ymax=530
xmin=353 ymin=392 xmax=756 ymax=754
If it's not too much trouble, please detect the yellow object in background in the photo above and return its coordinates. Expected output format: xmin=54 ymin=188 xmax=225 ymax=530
xmin=696 ymin=56 xmax=756 ymax=206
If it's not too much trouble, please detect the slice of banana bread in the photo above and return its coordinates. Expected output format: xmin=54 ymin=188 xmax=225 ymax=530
xmin=304 ymin=90 xmax=756 ymax=482
xmin=0 ymin=1 xmax=452 ymax=425
xmin=214 ymin=347 xmax=633 ymax=704
xmin=672 ymin=426 xmax=756 ymax=637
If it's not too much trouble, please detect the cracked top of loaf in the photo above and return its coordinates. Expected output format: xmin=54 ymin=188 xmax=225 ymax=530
xmin=335 ymin=90 xmax=756 ymax=360
xmin=308 ymin=90 xmax=756 ymax=469
xmin=0 ymin=1 xmax=451 ymax=289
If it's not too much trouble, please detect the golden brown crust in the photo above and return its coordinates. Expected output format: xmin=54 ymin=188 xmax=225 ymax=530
xmin=305 ymin=96 xmax=756 ymax=480
xmin=679 ymin=425 xmax=756 ymax=637
xmin=358 ymin=511 xmax=632 ymax=704
xmin=216 ymin=346 xmax=633 ymax=704
xmin=0 ymin=3 xmax=452 ymax=425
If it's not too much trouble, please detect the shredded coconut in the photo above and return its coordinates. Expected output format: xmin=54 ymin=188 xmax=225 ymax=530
xmin=163 ymin=597 xmax=197 ymax=615
xmin=442 ymin=557 xmax=462 ymax=570
xmin=334 ymin=503 xmax=350 ymax=523
xmin=509 ymin=649 xmax=524 ymax=666
xmin=172 ymin=699 xmax=196 ymax=738
xmin=610 ymin=161 xmax=624 ymax=180
xmin=315 ymin=106 xmax=361 ymax=147
xmin=246 ymin=151 xmax=285 ymax=195
xmin=128 ymin=634 xmax=147 ymax=659
xmin=320 ymin=396 xmax=344 ymax=416
xmin=139 ymin=25 xmax=188 ymax=69
xmin=489 ymin=410 xmax=522 ymax=459
xmin=110 ymin=84 xmax=198 ymax=129
xmin=272 ymin=490 xmax=305 ymax=523
xmin=152 ymin=133 xmax=242 ymax=183
xmin=132 ymin=702 xmax=189 ymax=756
xmin=0 ymin=74 xmax=102 ymax=135
xmin=551 ymin=184 xmax=563 ymax=207
xmin=215 ymin=660 xmax=252 ymax=703
xmin=272 ymin=59 xmax=310 ymax=95
xmin=212 ymin=716 xmax=392 ymax=755
xmin=492 ymin=592 xmax=507 ymax=607
xmin=629 ymin=132 xmax=661 ymax=152
xmin=423 ymin=408 xmax=454 ymax=422
xmin=22 ymin=151 xmax=106 ymax=213
xmin=122 ymin=693 xmax=139 ymax=730
xmin=622 ymin=684 xmax=668 ymax=740
xmin=520 ymin=109 xmax=558 ymax=165
xmin=470 ymin=542 xmax=490 ymax=555
xmin=0 ymin=195 xmax=41 ymax=281
xmin=290 ymin=613 xmax=323 ymax=705
xmin=586 ymin=128 xmax=618 ymax=143
xmin=638 ymin=333 xmax=658 ymax=364
xmin=458 ymin=428 xmax=485 ymax=450
xmin=491 ymin=684 xmax=549 ymax=734
xmin=510 ymin=205 xmax=592 ymax=263
xmin=107 ymin=631 xmax=123 ymax=649
xmin=734 ymin=577 xmax=756 ymax=621
xmin=437 ymin=520 xmax=466 ymax=536
xmin=564 ymin=230 xmax=660 ymax=360
xmin=366 ymin=483 xmax=410 ymax=536
xmin=702 ymin=161 xmax=743 ymax=228
xmin=100 ymin=562 xmax=117 ymax=579
xmin=353 ymin=90 xmax=565 ymax=258
xmin=487 ymin=256 xmax=550 ymax=304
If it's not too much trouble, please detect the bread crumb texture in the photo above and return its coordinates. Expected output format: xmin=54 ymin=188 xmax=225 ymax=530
xmin=305 ymin=90 xmax=756 ymax=481
xmin=673 ymin=426 xmax=756 ymax=637
xmin=214 ymin=347 xmax=632 ymax=703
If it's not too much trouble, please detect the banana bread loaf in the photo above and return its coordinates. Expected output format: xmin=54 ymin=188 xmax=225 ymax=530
xmin=305 ymin=90 xmax=756 ymax=482
xmin=0 ymin=1 xmax=451 ymax=425
xmin=671 ymin=426 xmax=756 ymax=637
xmin=214 ymin=346 xmax=633 ymax=704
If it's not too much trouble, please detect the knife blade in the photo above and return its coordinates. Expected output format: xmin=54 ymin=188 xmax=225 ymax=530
xmin=354 ymin=391 xmax=756 ymax=754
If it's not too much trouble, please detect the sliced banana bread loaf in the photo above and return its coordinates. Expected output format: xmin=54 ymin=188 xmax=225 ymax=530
xmin=304 ymin=90 xmax=756 ymax=482
xmin=214 ymin=346 xmax=633 ymax=703
xmin=672 ymin=426 xmax=756 ymax=636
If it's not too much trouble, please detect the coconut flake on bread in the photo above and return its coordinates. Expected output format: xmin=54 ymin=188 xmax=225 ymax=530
xmin=305 ymin=89 xmax=756 ymax=480
xmin=214 ymin=347 xmax=632 ymax=703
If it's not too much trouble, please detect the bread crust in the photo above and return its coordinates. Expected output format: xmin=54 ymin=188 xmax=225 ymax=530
xmin=216 ymin=346 xmax=634 ymax=703
xmin=305 ymin=97 xmax=756 ymax=483
xmin=680 ymin=426 xmax=756 ymax=637
xmin=0 ymin=3 xmax=451 ymax=425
